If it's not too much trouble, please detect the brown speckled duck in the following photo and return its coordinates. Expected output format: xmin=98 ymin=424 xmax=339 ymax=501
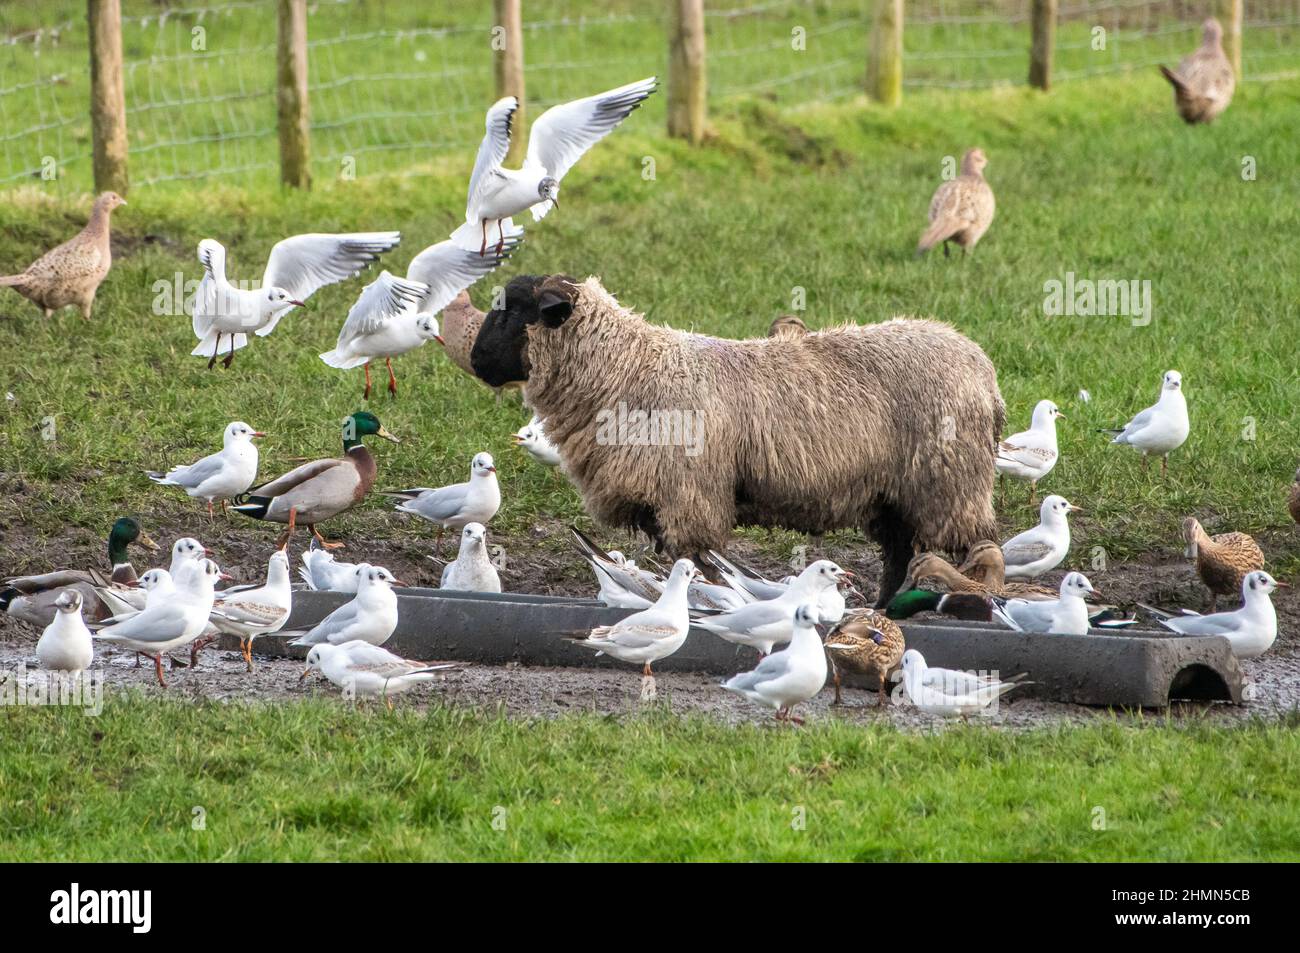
xmin=233 ymin=411 xmax=399 ymax=547
xmin=823 ymin=609 xmax=905 ymax=707
xmin=1181 ymin=517 xmax=1264 ymax=612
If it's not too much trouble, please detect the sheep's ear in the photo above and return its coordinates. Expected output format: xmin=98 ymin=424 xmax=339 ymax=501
xmin=535 ymin=278 xmax=578 ymax=328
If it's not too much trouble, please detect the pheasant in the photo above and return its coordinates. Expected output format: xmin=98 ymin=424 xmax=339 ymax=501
xmin=917 ymin=148 xmax=995 ymax=257
xmin=1181 ymin=517 xmax=1264 ymax=612
xmin=1159 ymin=19 xmax=1235 ymax=125
xmin=823 ymin=608 xmax=905 ymax=707
xmin=0 ymin=191 xmax=126 ymax=319
xmin=438 ymin=290 xmax=485 ymax=377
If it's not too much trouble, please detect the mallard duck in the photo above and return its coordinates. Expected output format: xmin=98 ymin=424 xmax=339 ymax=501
xmin=233 ymin=411 xmax=399 ymax=547
xmin=1289 ymin=467 xmax=1300 ymax=526
xmin=885 ymin=551 xmax=1055 ymax=621
xmin=1181 ymin=517 xmax=1265 ymax=612
xmin=1 ymin=517 xmax=158 ymax=627
xmin=823 ymin=608 xmax=905 ymax=707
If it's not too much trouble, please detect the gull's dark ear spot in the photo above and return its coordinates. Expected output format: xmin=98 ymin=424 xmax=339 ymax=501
xmin=536 ymin=276 xmax=578 ymax=328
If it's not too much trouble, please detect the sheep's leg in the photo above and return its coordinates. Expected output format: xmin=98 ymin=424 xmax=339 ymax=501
xmin=870 ymin=505 xmax=916 ymax=608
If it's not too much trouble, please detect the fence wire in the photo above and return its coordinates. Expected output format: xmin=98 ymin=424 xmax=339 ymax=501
xmin=0 ymin=1 xmax=1295 ymax=193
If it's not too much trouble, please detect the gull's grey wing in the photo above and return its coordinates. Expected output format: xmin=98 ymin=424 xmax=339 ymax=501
xmin=466 ymin=98 xmax=517 ymax=219
xmin=336 ymin=270 xmax=427 ymax=343
xmin=696 ymin=599 xmax=789 ymax=636
xmin=258 ymin=232 xmax=402 ymax=335
xmin=295 ymin=599 xmax=362 ymax=646
xmin=1002 ymin=538 xmax=1054 ymax=567
xmin=164 ymin=451 xmax=225 ymax=489
xmin=404 ymin=483 xmax=470 ymax=522
xmin=404 ymin=239 xmax=518 ymax=316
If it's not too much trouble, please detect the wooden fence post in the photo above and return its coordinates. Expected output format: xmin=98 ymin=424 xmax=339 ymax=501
xmin=867 ymin=0 xmax=902 ymax=107
xmin=1028 ymin=0 xmax=1057 ymax=91
xmin=667 ymin=0 xmax=706 ymax=143
xmin=1218 ymin=0 xmax=1242 ymax=79
xmin=277 ymin=0 xmax=311 ymax=190
xmin=493 ymin=0 xmax=526 ymax=165
xmin=87 ymin=0 xmax=129 ymax=195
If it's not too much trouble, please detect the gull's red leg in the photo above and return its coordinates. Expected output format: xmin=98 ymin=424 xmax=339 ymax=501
xmin=386 ymin=357 xmax=397 ymax=397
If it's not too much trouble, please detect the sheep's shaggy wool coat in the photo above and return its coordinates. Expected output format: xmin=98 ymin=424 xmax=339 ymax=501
xmin=471 ymin=275 xmax=1005 ymax=604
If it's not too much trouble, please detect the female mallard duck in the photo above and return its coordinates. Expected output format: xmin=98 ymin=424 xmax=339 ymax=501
xmin=1181 ymin=517 xmax=1264 ymax=612
xmin=1 ymin=517 xmax=158 ymax=627
xmin=823 ymin=609 xmax=905 ymax=707
xmin=232 ymin=411 xmax=399 ymax=547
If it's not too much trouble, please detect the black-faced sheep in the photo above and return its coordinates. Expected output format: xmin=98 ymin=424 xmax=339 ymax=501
xmin=471 ymin=275 xmax=1006 ymax=604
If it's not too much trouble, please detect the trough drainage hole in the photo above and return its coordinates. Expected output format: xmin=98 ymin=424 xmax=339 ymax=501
xmin=1168 ymin=664 xmax=1231 ymax=703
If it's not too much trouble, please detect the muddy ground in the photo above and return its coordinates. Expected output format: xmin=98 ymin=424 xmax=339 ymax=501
xmin=3 ymin=520 xmax=1298 ymax=727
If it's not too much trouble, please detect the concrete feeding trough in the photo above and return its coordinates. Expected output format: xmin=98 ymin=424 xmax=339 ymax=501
xmin=225 ymin=589 xmax=1244 ymax=709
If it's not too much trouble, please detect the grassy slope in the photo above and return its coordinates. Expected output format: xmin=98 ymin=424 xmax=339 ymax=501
xmin=1 ymin=73 xmax=1297 ymax=571
xmin=2 ymin=699 xmax=1299 ymax=861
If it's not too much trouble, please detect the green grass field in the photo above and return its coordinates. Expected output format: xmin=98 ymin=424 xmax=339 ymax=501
xmin=3 ymin=699 xmax=1299 ymax=861
xmin=1 ymin=2 xmax=1299 ymax=861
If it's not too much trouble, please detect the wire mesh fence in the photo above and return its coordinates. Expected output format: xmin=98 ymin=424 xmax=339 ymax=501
xmin=0 ymin=1 xmax=1295 ymax=193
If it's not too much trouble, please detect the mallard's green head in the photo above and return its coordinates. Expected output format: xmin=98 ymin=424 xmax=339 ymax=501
xmin=343 ymin=411 xmax=401 ymax=451
xmin=884 ymin=588 xmax=943 ymax=620
xmin=107 ymin=517 xmax=158 ymax=567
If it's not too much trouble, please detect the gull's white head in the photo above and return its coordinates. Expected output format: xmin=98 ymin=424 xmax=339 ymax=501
xmin=799 ymin=559 xmax=852 ymax=590
xmin=360 ymin=564 xmax=405 ymax=589
xmin=170 ymin=537 xmax=209 ymax=570
xmin=304 ymin=643 xmax=336 ymax=671
xmin=793 ymin=602 xmax=821 ymax=629
xmin=1243 ymin=571 xmax=1281 ymax=601
xmin=137 ymin=568 xmax=173 ymax=592
xmin=264 ymin=286 xmax=304 ymax=314
xmin=512 ymin=423 xmax=538 ymax=448
xmin=1031 ymin=399 xmax=1064 ymax=427
xmin=415 ymin=314 xmax=442 ymax=344
xmin=460 ymin=522 xmax=488 ymax=548
xmin=538 ymin=176 xmax=560 ymax=207
xmin=1162 ymin=370 xmax=1183 ymax=392
xmin=1060 ymin=571 xmax=1096 ymax=601
xmin=267 ymin=548 xmax=291 ymax=580
xmin=669 ymin=558 xmax=700 ymax=584
xmin=224 ymin=421 xmax=265 ymax=445
xmin=54 ymin=589 xmax=84 ymax=614
xmin=178 ymin=558 xmax=225 ymax=593
xmin=901 ymin=649 xmax=927 ymax=677
xmin=1040 ymin=495 xmax=1080 ymax=523
xmin=471 ymin=452 xmax=497 ymax=478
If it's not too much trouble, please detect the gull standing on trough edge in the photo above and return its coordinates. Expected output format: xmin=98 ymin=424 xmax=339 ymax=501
xmin=991 ymin=571 xmax=1097 ymax=635
xmin=208 ymin=548 xmax=293 ymax=671
xmin=35 ymin=590 xmax=95 ymax=675
xmin=565 ymin=558 xmax=698 ymax=677
xmin=440 ymin=522 xmax=502 ymax=593
xmin=387 ymin=452 xmax=501 ymax=554
xmin=190 ymin=232 xmax=401 ymax=368
xmin=720 ymin=603 xmax=828 ymax=724
xmin=1143 ymin=570 xmax=1283 ymax=659
xmin=691 ymin=560 xmax=852 ymax=656
xmin=901 ymin=649 xmax=1028 ymax=718
xmin=320 ymin=238 xmax=518 ymax=398
xmin=304 ymin=641 xmax=462 ymax=709
xmin=995 ymin=399 xmax=1063 ymax=504
xmin=299 ymin=537 xmax=363 ymax=593
xmin=288 ymin=564 xmax=406 ymax=651
xmin=571 ymin=528 xmax=662 ymax=610
xmin=92 ymin=559 xmax=225 ymax=687
xmin=1099 ymin=370 xmax=1189 ymax=476
xmin=1000 ymin=495 xmax=1079 ymax=580
xmin=451 ymin=77 xmax=658 ymax=255
xmin=146 ymin=421 xmax=264 ymax=520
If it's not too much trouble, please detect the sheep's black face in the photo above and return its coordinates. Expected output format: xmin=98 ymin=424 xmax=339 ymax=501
xmin=472 ymin=274 xmax=544 ymax=387
xmin=471 ymin=274 xmax=579 ymax=387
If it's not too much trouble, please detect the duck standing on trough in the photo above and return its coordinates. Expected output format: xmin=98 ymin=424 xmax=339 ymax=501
xmin=233 ymin=411 xmax=399 ymax=548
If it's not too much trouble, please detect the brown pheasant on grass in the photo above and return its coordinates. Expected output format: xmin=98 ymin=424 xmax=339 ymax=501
xmin=437 ymin=290 xmax=484 ymax=377
xmin=823 ymin=608 xmax=905 ymax=707
xmin=1181 ymin=517 xmax=1264 ymax=612
xmin=917 ymin=148 xmax=994 ymax=258
xmin=0 ymin=191 xmax=126 ymax=319
xmin=1159 ymin=18 xmax=1235 ymax=125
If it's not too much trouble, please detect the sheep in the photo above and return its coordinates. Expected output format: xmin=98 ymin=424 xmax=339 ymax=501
xmin=470 ymin=275 xmax=1006 ymax=605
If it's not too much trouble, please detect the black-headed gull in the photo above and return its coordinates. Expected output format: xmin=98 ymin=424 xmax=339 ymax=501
xmin=566 ymin=557 xmax=697 ymax=676
xmin=440 ymin=522 xmax=502 ymax=593
xmin=720 ymin=602 xmax=827 ymax=724
xmin=320 ymin=238 xmax=517 ymax=398
xmin=387 ymin=452 xmax=501 ymax=553
xmin=35 ymin=590 xmax=94 ymax=674
xmin=992 ymin=571 xmax=1096 ymax=635
xmin=692 ymin=560 xmax=852 ymax=656
xmin=96 ymin=537 xmax=209 ymax=616
xmin=1144 ymin=570 xmax=1283 ymax=658
xmin=571 ymin=528 xmax=662 ymax=609
xmin=901 ymin=649 xmax=1028 ymax=718
xmin=209 ymin=548 xmax=293 ymax=671
xmin=995 ymin=398 xmax=1063 ymax=504
xmin=190 ymin=232 xmax=400 ymax=368
xmin=146 ymin=421 xmax=264 ymax=520
xmin=304 ymin=640 xmax=461 ymax=709
xmin=451 ymin=77 xmax=658 ymax=255
xmin=92 ymin=558 xmax=224 ymax=686
xmin=288 ymin=564 xmax=405 ymax=651
xmin=298 ymin=538 xmax=362 ymax=593
xmin=1000 ymin=495 xmax=1079 ymax=579
xmin=1100 ymin=370 xmax=1189 ymax=475
xmin=512 ymin=414 xmax=561 ymax=468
